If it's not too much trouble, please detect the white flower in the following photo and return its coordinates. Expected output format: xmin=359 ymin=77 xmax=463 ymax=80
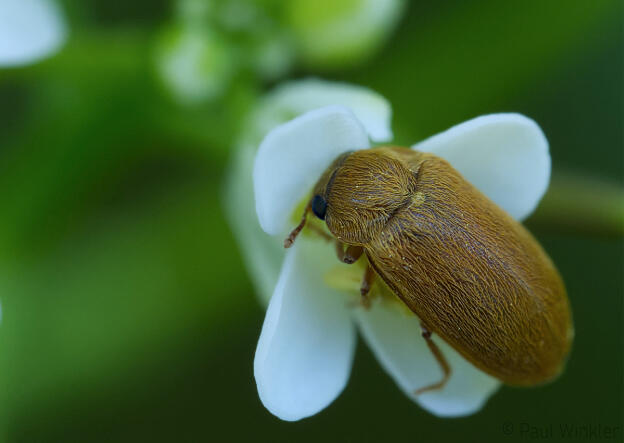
xmin=0 ymin=0 xmax=67 ymax=67
xmin=226 ymin=79 xmax=550 ymax=421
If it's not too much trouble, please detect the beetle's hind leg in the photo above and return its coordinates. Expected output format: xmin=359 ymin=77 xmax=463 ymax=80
xmin=415 ymin=323 xmax=451 ymax=395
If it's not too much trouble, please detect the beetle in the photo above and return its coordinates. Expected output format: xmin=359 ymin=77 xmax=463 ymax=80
xmin=284 ymin=146 xmax=573 ymax=394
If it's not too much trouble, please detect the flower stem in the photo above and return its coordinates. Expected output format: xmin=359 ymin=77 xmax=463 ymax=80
xmin=526 ymin=172 xmax=624 ymax=237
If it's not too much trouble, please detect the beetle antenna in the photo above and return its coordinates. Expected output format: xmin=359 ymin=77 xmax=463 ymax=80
xmin=284 ymin=204 xmax=310 ymax=248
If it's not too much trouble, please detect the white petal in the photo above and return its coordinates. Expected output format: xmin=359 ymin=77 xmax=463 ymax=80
xmin=413 ymin=114 xmax=550 ymax=220
xmin=254 ymin=237 xmax=356 ymax=421
xmin=223 ymin=143 xmax=283 ymax=305
xmin=254 ymin=105 xmax=370 ymax=235
xmin=355 ymin=300 xmax=500 ymax=417
xmin=0 ymin=0 xmax=67 ymax=67
xmin=259 ymin=79 xmax=393 ymax=142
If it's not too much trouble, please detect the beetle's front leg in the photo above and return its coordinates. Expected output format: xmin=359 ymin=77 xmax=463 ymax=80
xmin=358 ymin=263 xmax=376 ymax=309
xmin=415 ymin=323 xmax=451 ymax=395
xmin=334 ymin=241 xmax=363 ymax=264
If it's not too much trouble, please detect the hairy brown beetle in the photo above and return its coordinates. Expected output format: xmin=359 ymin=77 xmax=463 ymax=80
xmin=285 ymin=146 xmax=573 ymax=393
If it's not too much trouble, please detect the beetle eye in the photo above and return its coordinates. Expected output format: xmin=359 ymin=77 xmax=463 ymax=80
xmin=311 ymin=194 xmax=327 ymax=220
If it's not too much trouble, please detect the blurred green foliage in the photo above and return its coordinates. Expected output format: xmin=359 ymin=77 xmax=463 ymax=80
xmin=0 ymin=0 xmax=621 ymax=442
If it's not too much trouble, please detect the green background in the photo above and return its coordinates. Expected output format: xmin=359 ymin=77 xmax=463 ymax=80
xmin=0 ymin=1 xmax=621 ymax=441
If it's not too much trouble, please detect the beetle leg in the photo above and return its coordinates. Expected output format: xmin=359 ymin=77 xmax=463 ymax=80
xmin=415 ymin=323 xmax=451 ymax=395
xmin=335 ymin=242 xmax=363 ymax=264
xmin=335 ymin=241 xmax=346 ymax=261
xmin=345 ymin=245 xmax=364 ymax=264
xmin=358 ymin=264 xmax=376 ymax=309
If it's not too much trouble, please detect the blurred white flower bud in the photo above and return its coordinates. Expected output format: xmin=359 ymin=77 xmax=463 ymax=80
xmin=0 ymin=0 xmax=67 ymax=67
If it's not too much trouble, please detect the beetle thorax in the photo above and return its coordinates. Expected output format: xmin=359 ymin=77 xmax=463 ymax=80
xmin=323 ymin=149 xmax=415 ymax=245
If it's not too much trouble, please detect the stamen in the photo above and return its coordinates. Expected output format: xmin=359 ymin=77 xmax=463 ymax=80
xmin=284 ymin=205 xmax=309 ymax=248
